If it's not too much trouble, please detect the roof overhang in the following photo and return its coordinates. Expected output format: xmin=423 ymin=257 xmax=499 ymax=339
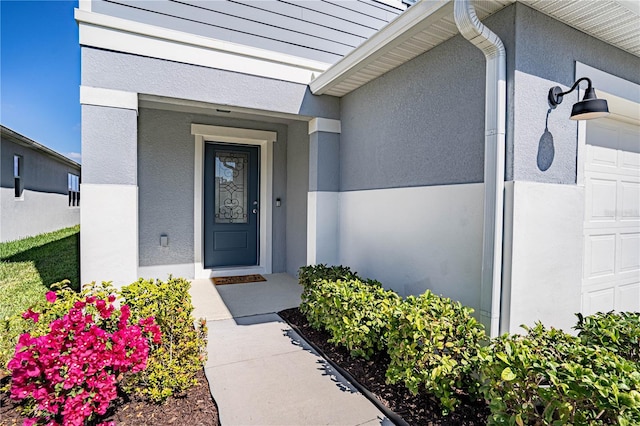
xmin=1 ymin=126 xmax=81 ymax=169
xmin=311 ymin=0 xmax=640 ymax=97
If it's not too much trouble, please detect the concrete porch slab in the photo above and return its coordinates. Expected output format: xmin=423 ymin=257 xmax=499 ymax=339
xmin=190 ymin=273 xmax=302 ymax=321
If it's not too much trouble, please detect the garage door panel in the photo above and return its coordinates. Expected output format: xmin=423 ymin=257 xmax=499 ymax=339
xmin=587 ymin=178 xmax=617 ymax=221
xmin=583 ymin=287 xmax=615 ymax=315
xmin=621 ymin=151 xmax=640 ymax=173
xmin=588 ymin=145 xmax=618 ymax=169
xmin=619 ymin=233 xmax=640 ymax=273
xmin=585 ymin=234 xmax=616 ymax=278
xmin=617 ymin=282 xmax=640 ymax=312
xmin=621 ymin=181 xmax=640 ymax=219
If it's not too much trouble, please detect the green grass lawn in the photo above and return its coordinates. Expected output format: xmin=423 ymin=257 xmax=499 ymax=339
xmin=0 ymin=226 xmax=80 ymax=321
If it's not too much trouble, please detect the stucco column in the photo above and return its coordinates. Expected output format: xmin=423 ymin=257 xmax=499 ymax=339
xmin=80 ymin=86 xmax=139 ymax=287
xmin=307 ymin=118 xmax=341 ymax=265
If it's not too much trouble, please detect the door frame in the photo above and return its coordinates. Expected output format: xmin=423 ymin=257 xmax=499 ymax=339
xmin=191 ymin=124 xmax=277 ymax=278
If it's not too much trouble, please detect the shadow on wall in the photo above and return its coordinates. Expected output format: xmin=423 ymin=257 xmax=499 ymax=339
xmin=537 ymin=108 xmax=555 ymax=171
xmin=2 ymin=234 xmax=80 ymax=291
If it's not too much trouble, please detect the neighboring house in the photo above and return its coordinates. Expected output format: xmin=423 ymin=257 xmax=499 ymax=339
xmin=0 ymin=125 xmax=81 ymax=242
xmin=77 ymin=0 xmax=640 ymax=335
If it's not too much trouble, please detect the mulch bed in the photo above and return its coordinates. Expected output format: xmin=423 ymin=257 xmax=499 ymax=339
xmin=0 ymin=369 xmax=219 ymax=426
xmin=279 ymin=307 xmax=489 ymax=426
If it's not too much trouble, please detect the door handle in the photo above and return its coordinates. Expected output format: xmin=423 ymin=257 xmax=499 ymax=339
xmin=252 ymin=200 xmax=258 ymax=214
xmin=252 ymin=208 xmax=258 ymax=214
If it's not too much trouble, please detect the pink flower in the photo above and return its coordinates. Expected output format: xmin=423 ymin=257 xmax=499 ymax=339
xmin=8 ymin=298 xmax=156 ymax=426
xmin=22 ymin=308 xmax=40 ymax=323
xmin=45 ymin=291 xmax=57 ymax=303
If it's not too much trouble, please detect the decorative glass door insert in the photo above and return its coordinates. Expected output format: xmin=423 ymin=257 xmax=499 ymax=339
xmin=215 ymin=151 xmax=249 ymax=224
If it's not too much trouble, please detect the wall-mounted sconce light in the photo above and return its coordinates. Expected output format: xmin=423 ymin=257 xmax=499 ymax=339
xmin=548 ymin=77 xmax=609 ymax=120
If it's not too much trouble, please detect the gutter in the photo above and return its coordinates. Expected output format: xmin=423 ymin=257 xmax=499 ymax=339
xmin=453 ymin=0 xmax=506 ymax=337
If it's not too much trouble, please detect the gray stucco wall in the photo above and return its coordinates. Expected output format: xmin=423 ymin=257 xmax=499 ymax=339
xmin=286 ymin=121 xmax=309 ymax=276
xmin=339 ymin=3 xmax=640 ymax=189
xmin=137 ymin=107 xmax=292 ymax=272
xmin=81 ymin=48 xmax=340 ymax=120
xmin=81 ymin=105 xmax=137 ymax=185
xmin=339 ymin=5 xmax=516 ymax=191
xmin=0 ymin=138 xmax=80 ymax=242
xmin=91 ymin=0 xmax=401 ymax=64
xmin=510 ymin=3 xmax=640 ymax=184
xmin=309 ymin=131 xmax=340 ymax=192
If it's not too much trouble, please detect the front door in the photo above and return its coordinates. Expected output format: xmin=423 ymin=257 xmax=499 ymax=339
xmin=204 ymin=143 xmax=260 ymax=268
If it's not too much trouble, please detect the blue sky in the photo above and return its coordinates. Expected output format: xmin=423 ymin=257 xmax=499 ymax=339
xmin=1 ymin=0 xmax=81 ymax=163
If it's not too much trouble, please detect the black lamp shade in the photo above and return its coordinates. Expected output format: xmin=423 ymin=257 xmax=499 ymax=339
xmin=570 ymin=87 xmax=609 ymax=120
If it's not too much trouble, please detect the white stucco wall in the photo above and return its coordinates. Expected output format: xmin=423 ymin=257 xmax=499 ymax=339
xmin=502 ymin=181 xmax=584 ymax=333
xmin=338 ymin=183 xmax=485 ymax=312
xmin=1 ymin=188 xmax=80 ymax=242
xmin=80 ymin=183 xmax=138 ymax=286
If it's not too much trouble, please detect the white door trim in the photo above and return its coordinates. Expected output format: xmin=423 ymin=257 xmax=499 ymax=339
xmin=191 ymin=124 xmax=277 ymax=278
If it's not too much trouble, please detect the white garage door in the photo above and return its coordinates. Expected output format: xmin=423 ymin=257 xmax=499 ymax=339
xmin=582 ymin=117 xmax=640 ymax=315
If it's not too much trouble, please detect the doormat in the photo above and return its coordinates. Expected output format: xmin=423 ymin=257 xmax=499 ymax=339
xmin=211 ymin=274 xmax=267 ymax=286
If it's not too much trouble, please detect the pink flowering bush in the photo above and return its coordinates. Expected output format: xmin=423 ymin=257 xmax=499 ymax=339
xmin=7 ymin=290 xmax=161 ymax=426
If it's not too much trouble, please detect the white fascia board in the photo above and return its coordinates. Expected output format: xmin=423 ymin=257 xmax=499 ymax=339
xmin=308 ymin=118 xmax=341 ymax=134
xmin=80 ymin=86 xmax=138 ymax=112
xmin=310 ymin=0 xmax=452 ymax=95
xmin=75 ymin=9 xmax=331 ymax=85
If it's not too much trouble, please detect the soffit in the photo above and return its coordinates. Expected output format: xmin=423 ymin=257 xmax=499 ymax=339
xmin=312 ymin=0 xmax=640 ymax=97
xmin=521 ymin=0 xmax=640 ymax=56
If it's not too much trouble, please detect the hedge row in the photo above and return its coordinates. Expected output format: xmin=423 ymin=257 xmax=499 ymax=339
xmin=299 ymin=264 xmax=640 ymax=424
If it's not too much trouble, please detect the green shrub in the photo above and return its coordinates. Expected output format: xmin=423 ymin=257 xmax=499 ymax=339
xmin=385 ymin=290 xmax=486 ymax=413
xmin=298 ymin=264 xmax=359 ymax=304
xmin=119 ymin=277 xmax=207 ymax=402
xmin=575 ymin=311 xmax=640 ymax=363
xmin=301 ymin=278 xmax=400 ymax=359
xmin=298 ymin=264 xmax=359 ymax=292
xmin=298 ymin=264 xmax=361 ymax=333
xmin=479 ymin=323 xmax=640 ymax=426
xmin=300 ymin=278 xmax=335 ymax=331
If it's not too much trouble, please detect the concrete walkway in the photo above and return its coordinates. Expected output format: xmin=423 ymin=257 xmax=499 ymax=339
xmin=190 ymin=274 xmax=391 ymax=426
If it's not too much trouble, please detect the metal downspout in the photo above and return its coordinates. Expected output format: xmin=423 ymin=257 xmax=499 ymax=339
xmin=454 ymin=0 xmax=506 ymax=337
